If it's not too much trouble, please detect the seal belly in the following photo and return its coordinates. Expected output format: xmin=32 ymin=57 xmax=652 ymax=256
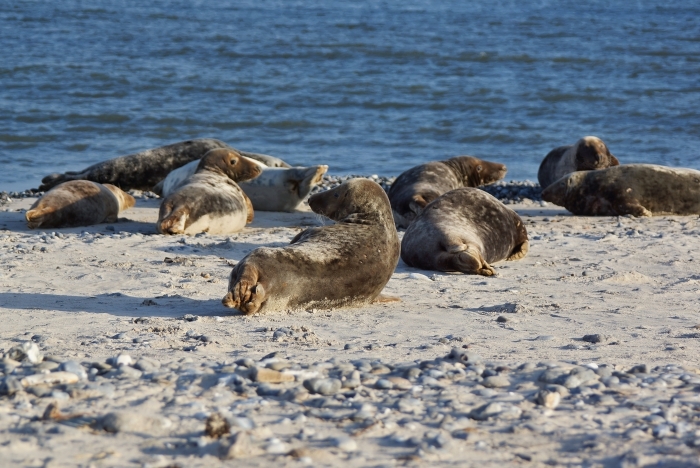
xmin=183 ymin=211 xmax=247 ymax=235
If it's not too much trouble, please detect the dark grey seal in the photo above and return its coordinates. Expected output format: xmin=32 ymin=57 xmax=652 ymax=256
xmin=541 ymin=164 xmax=700 ymax=217
xmin=39 ymin=139 xmax=291 ymax=192
xmin=388 ymin=156 xmax=507 ymax=228
xmin=401 ymin=188 xmax=529 ymax=276
xmin=537 ymin=136 xmax=619 ymax=189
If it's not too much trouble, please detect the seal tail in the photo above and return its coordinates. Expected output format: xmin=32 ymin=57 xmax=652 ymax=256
xmin=25 ymin=207 xmax=55 ymax=229
xmin=158 ymin=207 xmax=188 ymax=235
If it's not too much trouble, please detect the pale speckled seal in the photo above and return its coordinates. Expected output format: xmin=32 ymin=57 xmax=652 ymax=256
xmin=541 ymin=164 xmax=700 ymax=217
xmin=222 ymin=178 xmax=400 ymax=314
xmin=154 ymin=158 xmax=327 ymax=212
xmin=537 ymin=136 xmax=619 ymax=189
xmin=26 ymin=180 xmax=135 ymax=229
xmin=388 ymin=156 xmax=507 ymax=228
xmin=157 ymin=149 xmax=262 ymax=235
xmin=39 ymin=139 xmax=291 ymax=192
xmin=401 ymin=188 xmax=528 ymax=276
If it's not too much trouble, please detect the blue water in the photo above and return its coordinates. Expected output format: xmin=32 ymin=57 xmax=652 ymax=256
xmin=1 ymin=1 xmax=699 ymax=191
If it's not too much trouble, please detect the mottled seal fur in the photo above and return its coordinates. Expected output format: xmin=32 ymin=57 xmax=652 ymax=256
xmin=541 ymin=164 xmax=700 ymax=217
xmin=26 ymin=181 xmax=135 ymax=229
xmin=157 ymin=149 xmax=262 ymax=235
xmin=401 ymin=188 xmax=528 ymax=276
xmin=222 ymin=178 xmax=400 ymax=314
xmin=388 ymin=156 xmax=507 ymax=228
xmin=39 ymin=140 xmax=291 ymax=192
xmin=537 ymin=136 xmax=619 ymax=189
xmin=155 ymin=158 xmax=327 ymax=212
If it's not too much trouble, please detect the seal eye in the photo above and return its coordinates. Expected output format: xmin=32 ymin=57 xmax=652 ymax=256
xmin=229 ymin=158 xmax=237 ymax=165
xmin=334 ymin=192 xmax=340 ymax=199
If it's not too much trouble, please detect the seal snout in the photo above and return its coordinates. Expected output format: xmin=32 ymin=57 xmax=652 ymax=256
xmin=541 ymin=177 xmax=568 ymax=205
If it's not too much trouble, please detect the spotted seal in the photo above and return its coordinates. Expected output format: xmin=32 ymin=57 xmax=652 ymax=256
xmin=154 ymin=158 xmax=327 ymax=212
xmin=25 ymin=180 xmax=135 ymax=229
xmin=39 ymin=139 xmax=291 ymax=192
xmin=537 ymin=136 xmax=619 ymax=189
xmin=222 ymin=178 xmax=400 ymax=314
xmin=401 ymin=188 xmax=528 ymax=276
xmin=157 ymin=149 xmax=262 ymax=235
xmin=388 ymin=156 xmax=507 ymax=228
xmin=541 ymin=164 xmax=700 ymax=217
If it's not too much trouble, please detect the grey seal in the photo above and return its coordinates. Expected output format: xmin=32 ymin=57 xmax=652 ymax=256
xmin=26 ymin=181 xmax=135 ymax=229
xmin=401 ymin=188 xmax=529 ymax=276
xmin=222 ymin=178 xmax=400 ymax=314
xmin=537 ymin=136 xmax=619 ymax=189
xmin=39 ymin=139 xmax=291 ymax=192
xmin=388 ymin=156 xmax=507 ymax=228
xmin=157 ymin=149 xmax=262 ymax=235
xmin=541 ymin=164 xmax=700 ymax=217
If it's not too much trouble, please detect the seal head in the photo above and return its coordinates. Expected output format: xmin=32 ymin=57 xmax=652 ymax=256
xmin=537 ymin=136 xmax=618 ymax=189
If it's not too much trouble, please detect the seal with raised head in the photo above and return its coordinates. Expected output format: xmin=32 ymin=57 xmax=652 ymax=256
xmin=401 ymin=188 xmax=528 ymax=276
xmin=537 ymin=136 xmax=619 ymax=189
xmin=388 ymin=156 xmax=507 ymax=228
xmin=541 ymin=164 xmax=700 ymax=217
xmin=222 ymin=178 xmax=400 ymax=314
xmin=26 ymin=180 xmax=135 ymax=229
xmin=154 ymin=158 xmax=327 ymax=212
xmin=157 ymin=148 xmax=262 ymax=235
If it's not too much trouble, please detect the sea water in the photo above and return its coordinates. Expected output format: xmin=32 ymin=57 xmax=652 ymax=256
xmin=1 ymin=0 xmax=699 ymax=191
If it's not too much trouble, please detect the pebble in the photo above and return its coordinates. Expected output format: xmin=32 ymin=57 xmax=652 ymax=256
xmin=58 ymin=361 xmax=88 ymax=380
xmin=251 ymin=367 xmax=294 ymax=383
xmin=6 ymin=342 xmax=43 ymax=364
xmin=98 ymin=411 xmax=172 ymax=434
xmin=20 ymin=372 xmax=79 ymax=387
xmin=303 ymin=378 xmax=342 ymax=395
xmin=408 ymin=273 xmax=431 ymax=281
xmin=333 ymin=436 xmax=358 ymax=452
xmin=536 ymin=390 xmax=561 ymax=409
xmin=482 ymin=375 xmax=510 ymax=388
xmin=582 ymin=334 xmax=612 ymax=344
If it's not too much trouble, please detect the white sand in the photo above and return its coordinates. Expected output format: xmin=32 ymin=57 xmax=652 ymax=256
xmin=1 ymin=196 xmax=700 ymax=466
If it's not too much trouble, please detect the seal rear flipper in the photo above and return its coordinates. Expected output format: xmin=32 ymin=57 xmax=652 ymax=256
xmin=158 ymin=207 xmax=188 ymax=235
xmin=620 ymin=202 xmax=652 ymax=217
xmin=609 ymin=154 xmax=620 ymax=166
xmin=224 ymin=266 xmax=266 ymax=314
xmin=296 ymin=165 xmax=328 ymax=199
xmin=25 ymin=207 xmax=55 ymax=229
xmin=441 ymin=246 xmax=495 ymax=276
xmin=152 ymin=179 xmax=164 ymax=196
xmin=507 ymin=240 xmax=529 ymax=261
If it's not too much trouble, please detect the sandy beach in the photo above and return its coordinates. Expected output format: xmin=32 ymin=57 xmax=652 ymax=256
xmin=2 ymin=191 xmax=700 ymax=467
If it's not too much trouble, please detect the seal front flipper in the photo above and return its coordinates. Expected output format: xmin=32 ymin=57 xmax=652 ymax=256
xmin=442 ymin=244 xmax=495 ymax=276
xmin=620 ymin=201 xmax=652 ymax=217
xmin=244 ymin=192 xmax=254 ymax=224
xmin=373 ymin=294 xmax=401 ymax=304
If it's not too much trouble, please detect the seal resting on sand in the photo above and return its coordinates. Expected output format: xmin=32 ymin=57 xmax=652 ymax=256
xmin=157 ymin=148 xmax=262 ymax=235
xmin=401 ymin=188 xmax=528 ymax=276
xmin=26 ymin=181 xmax=135 ymax=229
xmin=222 ymin=178 xmax=400 ymax=314
xmin=388 ymin=156 xmax=507 ymax=228
xmin=537 ymin=136 xmax=619 ymax=189
xmin=39 ymin=139 xmax=291 ymax=192
xmin=541 ymin=164 xmax=700 ymax=217
xmin=154 ymin=158 xmax=327 ymax=212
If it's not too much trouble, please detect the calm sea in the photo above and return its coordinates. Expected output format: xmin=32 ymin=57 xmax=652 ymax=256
xmin=1 ymin=1 xmax=699 ymax=191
